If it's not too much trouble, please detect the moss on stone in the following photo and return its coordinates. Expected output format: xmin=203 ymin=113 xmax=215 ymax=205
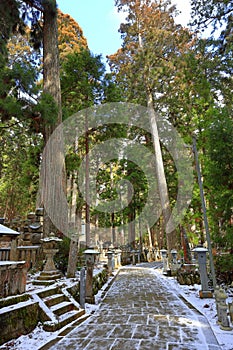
xmin=0 ymin=302 xmax=39 ymax=345
xmin=0 ymin=293 xmax=30 ymax=309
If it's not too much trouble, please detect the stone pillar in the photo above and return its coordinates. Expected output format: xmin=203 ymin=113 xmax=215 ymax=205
xmin=132 ymin=250 xmax=136 ymax=265
xmin=214 ymin=286 xmax=221 ymax=323
xmin=10 ymin=240 xmax=18 ymax=261
xmin=228 ymin=302 xmax=233 ymax=324
xmin=79 ymin=267 xmax=86 ymax=309
xmin=107 ymin=251 xmax=113 ymax=275
xmin=192 ymin=246 xmax=212 ymax=298
xmin=114 ymin=249 xmax=121 ymax=268
xmin=160 ymin=249 xmax=168 ymax=274
xmin=85 ymin=261 xmax=95 ymax=304
xmin=84 ymin=249 xmax=99 ymax=304
xmin=117 ymin=249 xmax=122 ymax=267
xmin=99 ymin=240 xmax=104 ymax=259
xmin=137 ymin=250 xmax=140 ymax=264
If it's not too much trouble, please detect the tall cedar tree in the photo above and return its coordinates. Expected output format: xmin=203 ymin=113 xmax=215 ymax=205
xmin=109 ymin=0 xmax=194 ymax=251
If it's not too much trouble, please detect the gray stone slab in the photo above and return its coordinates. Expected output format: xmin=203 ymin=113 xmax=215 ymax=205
xmin=43 ymin=265 xmax=222 ymax=350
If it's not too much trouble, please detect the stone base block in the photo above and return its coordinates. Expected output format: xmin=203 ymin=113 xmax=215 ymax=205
xmin=33 ymin=279 xmax=56 ymax=286
xmin=199 ymin=290 xmax=213 ymax=298
xmin=220 ymin=324 xmax=233 ymax=331
xmin=33 ymin=270 xmax=61 ymax=285
xmin=37 ymin=271 xmax=61 ymax=281
xmin=85 ymin=296 xmax=95 ymax=304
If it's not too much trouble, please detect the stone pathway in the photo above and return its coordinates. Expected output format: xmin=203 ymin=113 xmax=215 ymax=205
xmin=44 ymin=265 xmax=221 ymax=350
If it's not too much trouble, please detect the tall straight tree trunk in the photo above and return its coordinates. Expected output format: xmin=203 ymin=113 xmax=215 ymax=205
xmin=137 ymin=25 xmax=177 ymax=253
xmin=146 ymin=91 xmax=177 ymax=252
xmin=41 ymin=0 xmax=67 ymax=238
xmin=85 ymin=111 xmax=91 ymax=247
xmin=43 ymin=0 xmax=62 ymax=141
xmin=67 ymin=171 xmax=79 ymax=277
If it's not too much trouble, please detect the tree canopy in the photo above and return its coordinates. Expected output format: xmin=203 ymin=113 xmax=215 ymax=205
xmin=0 ymin=0 xmax=232 ymax=257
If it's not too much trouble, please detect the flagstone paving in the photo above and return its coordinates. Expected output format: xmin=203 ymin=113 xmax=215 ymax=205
xmin=43 ymin=265 xmax=221 ymax=350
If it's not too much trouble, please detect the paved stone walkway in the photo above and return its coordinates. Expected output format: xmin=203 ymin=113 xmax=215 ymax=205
xmin=45 ymin=265 xmax=221 ymax=350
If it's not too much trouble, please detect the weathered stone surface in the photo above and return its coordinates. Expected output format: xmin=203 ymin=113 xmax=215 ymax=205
xmin=0 ymin=300 xmax=39 ymax=345
xmin=0 ymin=261 xmax=27 ymax=297
xmin=46 ymin=265 xmax=221 ymax=350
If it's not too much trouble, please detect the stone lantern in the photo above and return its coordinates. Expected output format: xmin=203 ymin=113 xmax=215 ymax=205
xmin=192 ymin=246 xmax=212 ymax=298
xmin=84 ymin=249 xmax=99 ymax=303
xmin=34 ymin=233 xmax=62 ymax=285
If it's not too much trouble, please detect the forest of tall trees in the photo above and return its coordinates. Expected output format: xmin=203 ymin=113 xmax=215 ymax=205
xmin=0 ymin=0 xmax=232 ymax=274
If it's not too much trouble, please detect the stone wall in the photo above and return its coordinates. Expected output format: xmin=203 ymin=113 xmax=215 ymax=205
xmin=0 ymin=261 xmax=27 ymax=298
xmin=0 ymin=299 xmax=39 ymax=345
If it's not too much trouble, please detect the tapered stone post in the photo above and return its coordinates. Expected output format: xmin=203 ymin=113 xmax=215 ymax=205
xmin=214 ymin=286 xmax=221 ymax=323
xmin=84 ymin=249 xmax=99 ymax=304
xmin=79 ymin=267 xmax=86 ymax=309
xmin=132 ymin=250 xmax=136 ymax=265
xmin=117 ymin=249 xmax=122 ymax=268
xmin=228 ymin=301 xmax=233 ymax=324
xmin=160 ymin=249 xmax=168 ymax=274
xmin=136 ymin=250 xmax=140 ymax=264
xmin=192 ymin=246 xmax=212 ymax=298
xmin=114 ymin=251 xmax=118 ymax=269
xmin=107 ymin=251 xmax=113 ymax=275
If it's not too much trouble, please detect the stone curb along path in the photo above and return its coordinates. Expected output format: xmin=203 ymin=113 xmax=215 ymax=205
xmin=44 ymin=266 xmax=222 ymax=350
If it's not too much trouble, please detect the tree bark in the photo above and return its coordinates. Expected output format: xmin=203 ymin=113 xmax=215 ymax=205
xmin=137 ymin=22 xmax=177 ymax=253
xmin=43 ymin=0 xmax=62 ymax=141
xmin=41 ymin=1 xmax=66 ymax=238
xmin=147 ymin=91 xmax=177 ymax=252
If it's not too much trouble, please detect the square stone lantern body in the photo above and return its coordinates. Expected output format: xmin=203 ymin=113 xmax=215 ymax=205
xmin=192 ymin=246 xmax=208 ymax=264
xmin=84 ymin=249 xmax=99 ymax=265
xmin=171 ymin=249 xmax=177 ymax=260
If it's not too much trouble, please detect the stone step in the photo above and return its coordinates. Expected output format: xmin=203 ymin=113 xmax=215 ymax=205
xmin=43 ymin=293 xmax=68 ymax=307
xmin=43 ymin=309 xmax=85 ymax=332
xmin=37 ymin=273 xmax=61 ymax=281
xmin=36 ymin=286 xmax=60 ymax=299
xmin=50 ymin=301 xmax=75 ymax=316
xmin=32 ymin=279 xmax=57 ymax=286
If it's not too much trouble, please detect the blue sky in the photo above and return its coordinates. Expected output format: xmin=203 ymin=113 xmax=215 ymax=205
xmin=56 ymin=0 xmax=191 ymax=62
xmin=57 ymin=0 xmax=123 ymax=59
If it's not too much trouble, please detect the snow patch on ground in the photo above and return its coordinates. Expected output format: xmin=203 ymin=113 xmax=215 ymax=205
xmin=153 ymin=268 xmax=233 ymax=350
xmin=0 ymin=266 xmax=233 ymax=350
xmin=0 ymin=267 xmax=116 ymax=350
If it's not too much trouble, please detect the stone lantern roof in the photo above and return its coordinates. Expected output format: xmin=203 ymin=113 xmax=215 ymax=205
xmin=0 ymin=224 xmax=20 ymax=238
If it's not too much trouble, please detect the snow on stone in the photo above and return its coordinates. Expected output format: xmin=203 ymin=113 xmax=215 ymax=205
xmin=0 ymin=265 xmax=233 ymax=349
